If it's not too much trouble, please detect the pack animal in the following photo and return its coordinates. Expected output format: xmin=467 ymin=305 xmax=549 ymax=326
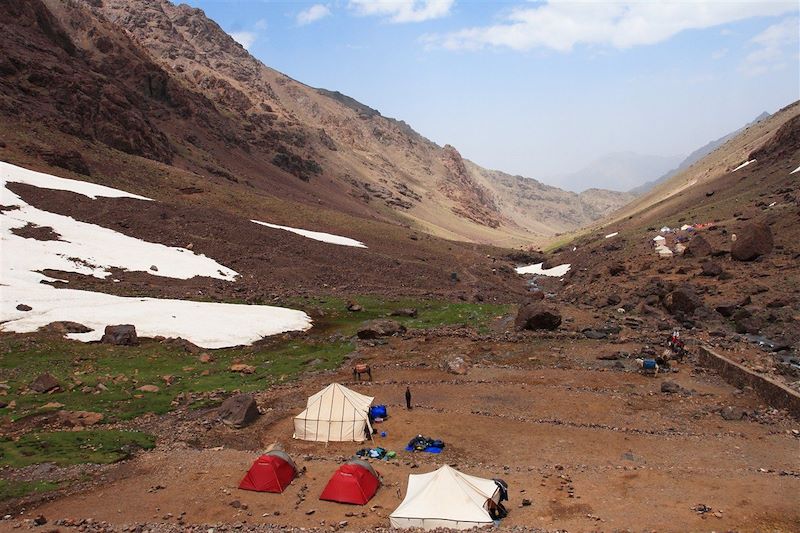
xmin=353 ymin=363 xmax=372 ymax=381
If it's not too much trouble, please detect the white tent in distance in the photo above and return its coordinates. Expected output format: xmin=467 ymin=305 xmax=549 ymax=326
xmin=390 ymin=465 xmax=502 ymax=530
xmin=293 ymin=383 xmax=373 ymax=442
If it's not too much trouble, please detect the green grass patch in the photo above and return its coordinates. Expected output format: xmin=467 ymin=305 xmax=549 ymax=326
xmin=0 ymin=336 xmax=353 ymax=421
xmin=293 ymin=296 xmax=509 ymax=336
xmin=0 ymin=297 xmax=508 ymax=423
xmin=0 ymin=479 xmax=61 ymax=502
xmin=0 ymin=430 xmax=154 ymax=468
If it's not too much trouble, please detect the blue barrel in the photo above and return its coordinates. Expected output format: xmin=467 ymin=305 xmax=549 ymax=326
xmin=642 ymin=359 xmax=657 ymax=370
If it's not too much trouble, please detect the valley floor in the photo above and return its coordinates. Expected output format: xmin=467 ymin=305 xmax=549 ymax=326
xmin=8 ymin=330 xmax=799 ymax=532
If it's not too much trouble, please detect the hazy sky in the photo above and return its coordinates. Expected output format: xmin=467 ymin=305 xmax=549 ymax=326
xmin=186 ymin=0 xmax=800 ymax=188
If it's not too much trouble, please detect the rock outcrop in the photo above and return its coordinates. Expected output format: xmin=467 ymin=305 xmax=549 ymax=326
xmin=515 ymin=303 xmax=562 ymax=331
xmin=731 ymin=223 xmax=773 ymax=261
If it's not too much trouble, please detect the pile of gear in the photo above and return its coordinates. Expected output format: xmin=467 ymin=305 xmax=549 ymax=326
xmin=355 ymin=447 xmax=397 ymax=460
xmin=406 ymin=435 xmax=446 ymax=452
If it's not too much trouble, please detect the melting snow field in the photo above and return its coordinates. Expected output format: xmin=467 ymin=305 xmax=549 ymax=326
xmin=515 ymin=262 xmax=571 ymax=277
xmin=732 ymin=159 xmax=756 ymax=172
xmin=1 ymin=161 xmax=311 ymax=347
xmin=251 ymin=220 xmax=367 ymax=248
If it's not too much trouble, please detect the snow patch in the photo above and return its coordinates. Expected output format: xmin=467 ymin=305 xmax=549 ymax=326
xmin=515 ymin=262 xmax=571 ymax=277
xmin=732 ymin=159 xmax=756 ymax=172
xmin=790 ymin=164 xmax=800 ymax=175
xmin=0 ymin=161 xmax=151 ymax=200
xmin=1 ymin=162 xmax=311 ymax=348
xmin=604 ymin=232 xmax=618 ymax=239
xmin=1 ymin=286 xmax=312 ymax=349
xmin=251 ymin=220 xmax=367 ymax=248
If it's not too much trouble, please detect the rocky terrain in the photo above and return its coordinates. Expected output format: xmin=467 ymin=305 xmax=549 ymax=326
xmin=0 ymin=0 xmax=632 ymax=248
xmin=0 ymin=1 xmax=799 ymax=532
xmin=543 ymin=102 xmax=800 ymax=393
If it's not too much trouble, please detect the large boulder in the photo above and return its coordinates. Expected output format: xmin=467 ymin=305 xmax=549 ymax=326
xmin=663 ymin=287 xmax=703 ymax=317
xmin=684 ymin=235 xmax=712 ymax=258
xmin=356 ymin=319 xmax=406 ymax=339
xmin=715 ymin=302 xmax=738 ymax=317
xmin=218 ymin=394 xmax=260 ymax=428
xmin=29 ymin=373 xmax=61 ymax=393
xmin=733 ymin=308 xmax=762 ymax=334
xmin=440 ymin=355 xmax=470 ymax=375
xmin=700 ymin=261 xmax=723 ymax=277
xmin=515 ymin=303 xmax=562 ymax=331
xmin=731 ymin=223 xmax=773 ymax=261
xmin=101 ymin=324 xmax=138 ymax=346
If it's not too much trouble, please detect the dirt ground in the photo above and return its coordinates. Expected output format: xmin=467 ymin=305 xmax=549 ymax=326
xmin=17 ymin=334 xmax=800 ymax=532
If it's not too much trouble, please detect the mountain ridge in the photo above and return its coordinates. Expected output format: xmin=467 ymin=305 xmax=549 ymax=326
xmin=57 ymin=0 xmax=633 ymax=246
xmin=630 ymin=111 xmax=771 ymax=195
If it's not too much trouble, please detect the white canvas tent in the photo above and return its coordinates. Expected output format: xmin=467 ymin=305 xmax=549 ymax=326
xmin=293 ymin=383 xmax=374 ymax=442
xmin=389 ymin=465 xmax=500 ymax=530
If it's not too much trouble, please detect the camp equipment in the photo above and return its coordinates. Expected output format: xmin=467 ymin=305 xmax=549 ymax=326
xmin=390 ymin=465 xmax=502 ymax=530
xmin=238 ymin=450 xmax=298 ymax=493
xmin=319 ymin=458 xmax=381 ymax=505
xmin=294 ymin=383 xmax=373 ymax=442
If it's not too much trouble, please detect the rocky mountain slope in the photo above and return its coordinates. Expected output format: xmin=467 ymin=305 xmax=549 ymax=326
xmin=535 ymin=100 xmax=800 ymax=388
xmin=0 ymin=0 xmax=630 ymax=246
xmin=630 ymin=111 xmax=771 ymax=195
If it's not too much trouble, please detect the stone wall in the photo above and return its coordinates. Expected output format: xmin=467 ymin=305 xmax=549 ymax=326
xmin=698 ymin=345 xmax=800 ymax=418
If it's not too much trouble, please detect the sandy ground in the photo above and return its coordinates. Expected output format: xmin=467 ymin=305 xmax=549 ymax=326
xmin=20 ymin=335 xmax=800 ymax=532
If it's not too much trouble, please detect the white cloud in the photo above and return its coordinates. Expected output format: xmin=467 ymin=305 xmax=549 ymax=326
xmin=230 ymin=31 xmax=257 ymax=49
xmin=254 ymin=18 xmax=268 ymax=31
xmin=297 ymin=4 xmax=332 ymax=25
xmin=739 ymin=16 xmax=799 ymax=76
xmin=426 ymin=1 xmax=798 ymax=52
xmin=711 ymin=47 xmax=728 ymax=59
xmin=349 ymin=0 xmax=454 ymax=23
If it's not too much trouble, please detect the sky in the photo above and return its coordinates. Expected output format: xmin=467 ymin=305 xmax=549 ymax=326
xmin=185 ymin=0 xmax=800 ymax=190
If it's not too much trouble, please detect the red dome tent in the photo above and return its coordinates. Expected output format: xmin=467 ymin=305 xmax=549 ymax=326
xmin=239 ymin=450 xmax=298 ymax=493
xmin=319 ymin=459 xmax=381 ymax=505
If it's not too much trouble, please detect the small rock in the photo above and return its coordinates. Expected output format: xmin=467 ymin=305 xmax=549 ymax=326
xmin=16 ymin=304 xmax=32 ymax=312
xmin=661 ymin=381 xmax=681 ymax=394
xmin=720 ymin=406 xmax=746 ymax=421
xmin=198 ymin=353 xmax=214 ymax=363
xmin=346 ymin=301 xmax=363 ymax=312
xmin=356 ymin=319 xmax=406 ymax=339
xmin=229 ymin=364 xmax=256 ymax=374
xmin=390 ymin=308 xmax=418 ymax=318
xmin=521 ymin=498 xmax=532 ymax=506
xmin=29 ymin=373 xmax=61 ymax=394
xmin=440 ymin=355 xmax=470 ymax=375
xmin=137 ymin=385 xmax=160 ymax=393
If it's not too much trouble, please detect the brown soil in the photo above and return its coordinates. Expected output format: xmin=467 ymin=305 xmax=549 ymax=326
xmin=15 ymin=332 xmax=800 ymax=532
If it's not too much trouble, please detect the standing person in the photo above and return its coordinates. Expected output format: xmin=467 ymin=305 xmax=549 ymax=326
xmin=405 ymin=386 xmax=412 ymax=410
